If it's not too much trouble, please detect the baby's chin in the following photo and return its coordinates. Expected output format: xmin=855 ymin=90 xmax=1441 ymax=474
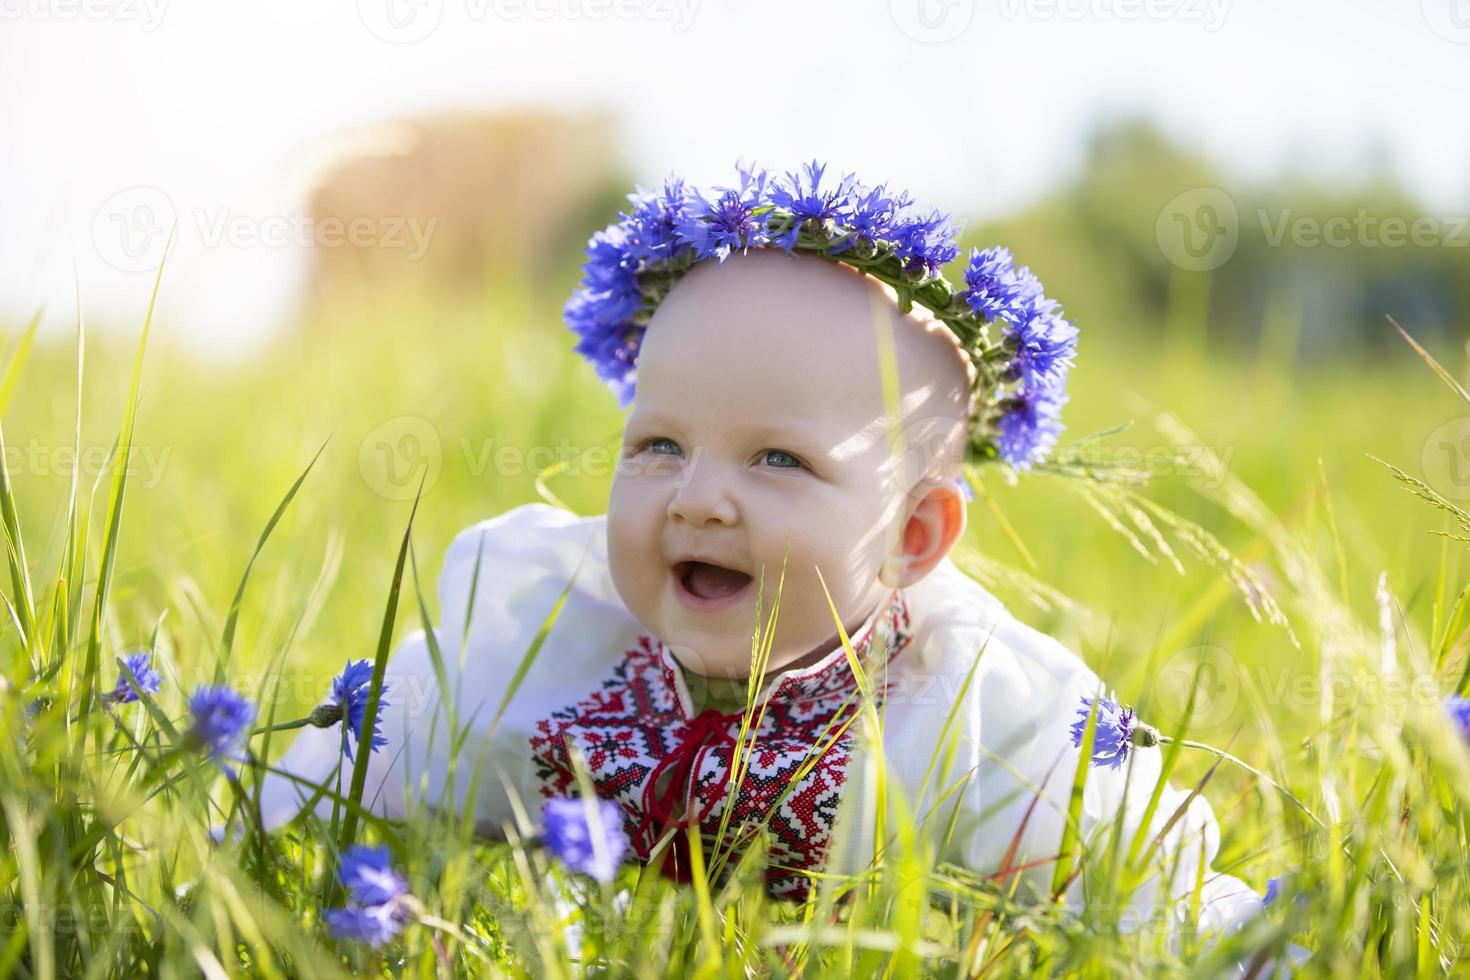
xmin=664 ymin=642 xmax=755 ymax=679
xmin=655 ymin=615 xmax=762 ymax=678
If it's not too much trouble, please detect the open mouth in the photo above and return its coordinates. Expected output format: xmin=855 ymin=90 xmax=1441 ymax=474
xmin=671 ymin=560 xmax=754 ymax=609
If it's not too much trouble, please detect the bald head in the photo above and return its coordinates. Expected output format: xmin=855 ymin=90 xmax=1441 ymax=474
xmin=636 ymin=248 xmax=976 ymax=495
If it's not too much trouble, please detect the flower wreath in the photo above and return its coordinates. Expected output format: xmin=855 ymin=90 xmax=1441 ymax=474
xmin=562 ymin=159 xmax=1078 ymax=473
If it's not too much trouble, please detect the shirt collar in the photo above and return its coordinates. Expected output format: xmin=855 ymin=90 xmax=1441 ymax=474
xmin=654 ymin=587 xmax=914 ymax=714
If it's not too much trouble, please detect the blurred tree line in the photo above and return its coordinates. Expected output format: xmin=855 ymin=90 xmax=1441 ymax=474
xmin=969 ymin=120 xmax=1467 ymax=365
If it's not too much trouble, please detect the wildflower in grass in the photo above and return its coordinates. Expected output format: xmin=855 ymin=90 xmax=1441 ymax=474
xmin=324 ymin=845 xmax=414 ymax=947
xmin=1445 ymin=695 xmax=1470 ymax=741
xmin=1262 ymin=874 xmax=1309 ymax=910
xmin=541 ymin=796 xmax=629 ymax=883
xmin=186 ymin=685 xmax=255 ymax=764
xmin=324 ymin=902 xmax=407 ymax=948
xmin=309 ymin=659 xmax=389 ymax=761
xmin=338 ymin=844 xmax=410 ymax=906
xmin=109 ymin=651 xmax=164 ymax=704
xmin=1069 ymin=695 xmax=1158 ymax=771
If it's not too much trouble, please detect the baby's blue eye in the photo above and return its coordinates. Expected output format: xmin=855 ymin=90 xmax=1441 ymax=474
xmin=761 ymin=450 xmax=803 ymax=470
xmin=648 ymin=438 xmax=683 ymax=457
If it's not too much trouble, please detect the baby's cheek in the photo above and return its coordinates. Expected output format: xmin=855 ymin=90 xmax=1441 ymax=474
xmin=605 ymin=520 xmax=652 ymax=611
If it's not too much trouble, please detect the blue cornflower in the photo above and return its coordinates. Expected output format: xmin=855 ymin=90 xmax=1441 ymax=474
xmin=963 ymin=246 xmax=1041 ymax=324
xmin=338 ymin=844 xmax=410 ymax=905
xmin=186 ymin=685 xmax=256 ymax=764
xmin=318 ymin=659 xmax=389 ymax=761
xmin=325 ymin=902 xmax=407 ymax=948
xmin=566 ymin=296 xmax=641 ymax=405
xmin=1262 ymin=874 xmax=1308 ymax=909
xmin=1002 ymin=293 xmax=1079 ymax=392
xmin=832 ymin=179 xmax=913 ymax=258
xmin=1445 ymin=696 xmax=1470 ymax=741
xmin=995 ymin=382 xmax=1068 ymax=470
xmin=1068 ymin=695 xmax=1148 ymax=771
xmin=675 ymin=161 xmax=772 ymax=263
xmin=1264 ymin=877 xmax=1282 ymax=905
xmin=111 ymin=650 xmax=163 ymax=704
xmin=621 ymin=175 xmax=694 ymax=265
xmin=769 ymin=159 xmax=859 ymax=253
xmin=564 ymin=222 xmax=645 ymax=404
xmin=889 ymin=206 xmax=960 ymax=280
xmin=325 ymin=845 xmax=414 ymax=947
xmin=567 ymin=225 xmax=642 ymax=328
xmin=541 ymin=796 xmax=629 ymax=883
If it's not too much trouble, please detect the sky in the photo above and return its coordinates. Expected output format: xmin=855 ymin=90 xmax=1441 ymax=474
xmin=1 ymin=0 xmax=1466 ymax=354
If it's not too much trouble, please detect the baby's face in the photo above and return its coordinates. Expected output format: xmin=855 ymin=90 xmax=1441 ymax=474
xmin=606 ymin=249 xmax=972 ymax=679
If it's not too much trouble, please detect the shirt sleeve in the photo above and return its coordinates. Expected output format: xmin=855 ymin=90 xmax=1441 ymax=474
xmin=255 ymin=503 xmax=634 ymax=837
xmin=948 ymin=609 xmax=1280 ymax=958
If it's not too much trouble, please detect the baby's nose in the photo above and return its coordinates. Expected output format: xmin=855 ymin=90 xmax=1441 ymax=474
xmin=667 ymin=453 xmax=738 ymax=527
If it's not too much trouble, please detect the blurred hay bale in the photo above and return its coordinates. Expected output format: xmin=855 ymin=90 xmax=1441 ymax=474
xmin=298 ymin=109 xmax=625 ymax=320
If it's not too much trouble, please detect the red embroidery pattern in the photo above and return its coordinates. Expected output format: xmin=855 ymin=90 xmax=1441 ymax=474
xmin=529 ymin=591 xmax=913 ymax=899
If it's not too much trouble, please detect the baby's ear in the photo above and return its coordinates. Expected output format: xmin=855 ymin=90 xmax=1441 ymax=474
xmin=880 ymin=481 xmax=968 ymax=588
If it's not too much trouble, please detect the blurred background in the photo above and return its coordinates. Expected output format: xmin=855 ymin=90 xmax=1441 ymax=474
xmin=0 ymin=0 xmax=1466 ymax=748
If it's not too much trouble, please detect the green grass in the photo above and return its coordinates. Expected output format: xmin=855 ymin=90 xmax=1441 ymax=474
xmin=1 ymin=266 xmax=1467 ymax=977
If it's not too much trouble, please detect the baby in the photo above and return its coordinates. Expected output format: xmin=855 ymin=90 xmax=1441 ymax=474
xmin=258 ymin=163 xmax=1267 ymax=940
